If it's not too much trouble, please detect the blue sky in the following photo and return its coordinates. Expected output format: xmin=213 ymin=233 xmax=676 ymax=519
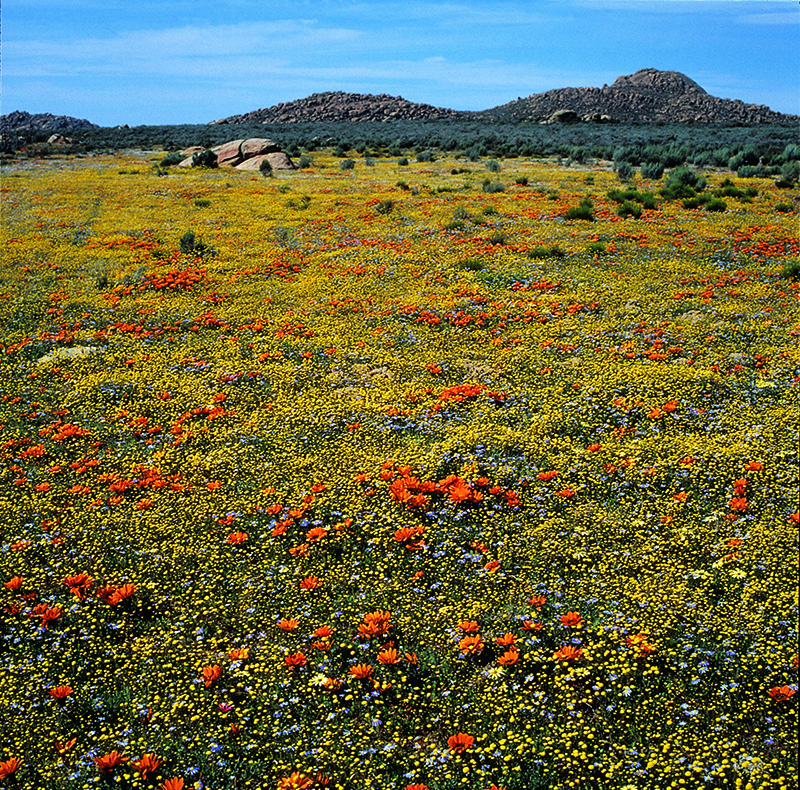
xmin=2 ymin=0 xmax=798 ymax=126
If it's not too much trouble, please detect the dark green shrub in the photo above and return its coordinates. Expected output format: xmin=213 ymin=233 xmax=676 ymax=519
xmin=375 ymin=199 xmax=394 ymax=215
xmin=481 ymin=180 xmax=505 ymax=194
xmin=660 ymin=183 xmax=697 ymax=201
xmin=259 ymin=158 xmax=273 ymax=177
xmin=364 ymin=157 xmax=375 ymax=167
xmin=398 ymin=158 xmax=409 ymax=166
xmin=705 ymin=198 xmax=727 ymax=212
xmin=665 ymin=165 xmax=700 ymax=188
xmin=179 ymin=230 xmax=212 ymax=256
xmin=682 ymin=197 xmax=701 ymax=210
xmin=485 ymin=160 xmax=501 ymax=172
xmin=416 ymin=151 xmax=434 ymax=162
xmin=396 ymin=180 xmax=410 ymax=191
xmin=737 ymin=165 xmax=767 ymax=179
xmin=617 ymin=200 xmax=642 ymax=218
xmin=775 ymin=202 xmax=795 ymax=213
xmin=297 ymin=155 xmax=314 ymax=169
xmin=481 ymin=205 xmax=499 ymax=216
xmin=193 ymin=199 xmax=211 ymax=208
xmin=565 ymin=198 xmax=595 ymax=221
xmin=515 ymin=176 xmax=529 ymax=186
xmin=191 ymin=149 xmax=217 ymax=168
xmin=487 ymin=230 xmax=509 ymax=245
xmin=528 ymin=245 xmax=564 ymax=259
xmin=340 ymin=158 xmax=355 ymax=170
xmin=160 ymin=152 xmax=183 ymax=167
xmin=640 ymin=161 xmax=664 ymax=180
xmin=586 ymin=242 xmax=607 ymax=256
xmin=453 ymin=206 xmax=472 ymax=220
xmin=779 ymin=260 xmax=800 ymax=280
xmin=455 ymin=258 xmax=485 ymax=271
xmin=615 ymin=161 xmax=634 ymax=181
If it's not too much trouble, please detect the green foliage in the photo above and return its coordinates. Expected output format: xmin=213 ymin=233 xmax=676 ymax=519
xmin=586 ymin=241 xmax=607 ymax=255
xmin=340 ymin=158 xmax=355 ymax=170
xmin=191 ymin=149 xmax=217 ymax=168
xmin=485 ymin=159 xmax=501 ymax=172
xmin=705 ymin=198 xmax=727 ymax=212
xmin=374 ymin=199 xmax=394 ymax=215
xmin=179 ymin=229 xmax=213 ymax=256
xmin=193 ymin=199 xmax=211 ymax=208
xmin=297 ymin=154 xmax=314 ymax=169
xmin=159 ymin=151 xmax=184 ymax=167
xmin=397 ymin=157 xmax=409 ymax=166
xmin=481 ymin=180 xmax=505 ymax=194
xmin=564 ymin=197 xmax=595 ymax=221
xmin=780 ymin=259 xmax=800 ymax=280
xmin=774 ymin=202 xmax=795 ymax=214
xmin=416 ymin=150 xmax=435 ymax=162
xmin=640 ymin=161 xmax=665 ymax=180
xmin=617 ymin=200 xmax=642 ymax=218
xmin=527 ymin=245 xmax=565 ymax=259
xmin=615 ymin=161 xmax=634 ymax=181
xmin=515 ymin=176 xmax=529 ymax=186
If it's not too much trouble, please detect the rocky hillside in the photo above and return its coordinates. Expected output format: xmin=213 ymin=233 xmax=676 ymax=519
xmin=211 ymin=91 xmax=465 ymax=124
xmin=212 ymin=70 xmax=796 ymax=125
xmin=485 ymin=69 xmax=794 ymax=123
xmin=0 ymin=111 xmax=98 ymax=133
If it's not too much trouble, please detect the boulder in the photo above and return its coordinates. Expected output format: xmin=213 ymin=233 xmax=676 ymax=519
xmin=212 ymin=139 xmax=245 ymax=167
xmin=47 ymin=134 xmax=71 ymax=144
xmin=177 ymin=156 xmax=195 ymax=168
xmin=546 ymin=109 xmax=580 ymax=124
xmin=180 ymin=145 xmax=205 ymax=157
xmin=235 ymin=152 xmax=296 ymax=171
xmin=240 ymin=138 xmax=281 ymax=157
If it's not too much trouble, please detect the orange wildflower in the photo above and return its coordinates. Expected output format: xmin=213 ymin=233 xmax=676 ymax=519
xmin=63 ymin=572 xmax=93 ymax=601
xmin=458 ymin=634 xmax=485 ymax=657
xmin=133 ymin=753 xmax=163 ymax=780
xmin=283 ymin=652 xmax=307 ymax=669
xmin=447 ymin=732 xmax=475 ymax=753
xmin=456 ymin=620 xmax=479 ymax=633
xmin=48 ymin=685 xmax=74 ymax=700
xmin=202 ymin=665 xmax=221 ymax=687
xmin=537 ymin=470 xmax=559 ymax=482
xmin=554 ymin=645 xmax=584 ymax=663
xmin=313 ymin=625 xmax=333 ymax=638
xmin=498 ymin=649 xmax=519 ymax=666
xmin=626 ymin=633 xmax=656 ymax=657
xmin=744 ymin=461 xmax=763 ymax=471
xmin=0 ymin=757 xmax=22 ymax=779
xmin=277 ymin=618 xmax=299 ymax=631
xmin=406 ymin=785 xmax=430 ymax=790
xmin=277 ymin=773 xmax=313 ymax=790
xmin=357 ymin=610 xmax=392 ymax=639
xmin=228 ymin=647 xmax=249 ymax=661
xmin=55 ymin=738 xmax=77 ymax=756
xmin=528 ymin=594 xmax=546 ymax=609
xmin=226 ymin=531 xmax=248 ymax=544
xmin=160 ymin=779 xmax=185 ymax=790
xmin=94 ymin=751 xmax=128 ymax=776
xmin=559 ymin=611 xmax=584 ymax=628
xmin=3 ymin=576 xmax=24 ymax=592
xmin=349 ymin=663 xmax=374 ymax=679
xmin=767 ymin=686 xmax=795 ymax=702
xmin=107 ymin=583 xmax=137 ymax=606
xmin=306 ymin=526 xmax=327 ymax=541
xmin=521 ymin=620 xmax=544 ymax=632
xmin=495 ymin=633 xmax=517 ymax=647
xmin=377 ymin=647 xmax=400 ymax=665
xmin=300 ymin=576 xmax=322 ymax=590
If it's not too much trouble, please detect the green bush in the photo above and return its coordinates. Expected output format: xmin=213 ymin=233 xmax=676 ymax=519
xmin=340 ymin=158 xmax=355 ymax=170
xmin=774 ymin=202 xmax=795 ymax=213
xmin=487 ymin=230 xmax=509 ymax=245
xmin=179 ymin=230 xmax=212 ymax=256
xmin=191 ymin=149 xmax=217 ymax=168
xmin=615 ymin=161 xmax=634 ymax=181
xmin=485 ymin=159 xmax=501 ymax=172
xmin=586 ymin=242 xmax=607 ymax=256
xmin=375 ymin=199 xmax=394 ymax=215
xmin=259 ymin=158 xmax=273 ymax=177
xmin=617 ymin=200 xmax=642 ymax=218
xmin=396 ymin=180 xmax=410 ymax=191
xmin=297 ymin=155 xmax=314 ymax=169
xmin=705 ymin=198 xmax=727 ymax=212
xmin=528 ymin=245 xmax=565 ymax=259
xmin=193 ymin=199 xmax=211 ymax=208
xmin=398 ymin=158 xmax=409 ymax=167
xmin=416 ymin=151 xmax=434 ymax=162
xmin=780 ymin=260 xmax=800 ymax=280
xmin=515 ymin=176 xmax=529 ymax=186
xmin=481 ymin=180 xmax=505 ymax=194
xmin=159 ymin=152 xmax=183 ymax=167
xmin=565 ymin=198 xmax=595 ymax=221
xmin=640 ymin=161 xmax=665 ymax=180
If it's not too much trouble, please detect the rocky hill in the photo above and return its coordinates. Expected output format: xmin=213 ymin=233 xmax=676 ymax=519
xmin=0 ymin=110 xmax=98 ymax=133
xmin=211 ymin=91 xmax=466 ymax=124
xmin=485 ymin=69 xmax=793 ymax=123
xmin=212 ymin=70 xmax=796 ymax=125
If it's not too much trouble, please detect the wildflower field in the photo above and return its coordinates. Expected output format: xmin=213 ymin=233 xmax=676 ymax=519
xmin=0 ymin=149 xmax=797 ymax=790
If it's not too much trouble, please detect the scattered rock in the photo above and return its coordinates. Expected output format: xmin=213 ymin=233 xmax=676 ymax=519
xmin=235 ymin=152 xmax=295 ymax=171
xmin=213 ymin=139 xmax=246 ymax=167
xmin=47 ymin=134 xmax=72 ymax=144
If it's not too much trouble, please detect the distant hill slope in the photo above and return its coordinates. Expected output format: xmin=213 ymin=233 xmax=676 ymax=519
xmin=213 ymin=69 xmax=796 ymax=125
xmin=485 ymin=69 xmax=795 ymax=123
xmin=0 ymin=111 xmax=98 ymax=133
xmin=211 ymin=91 xmax=464 ymax=124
